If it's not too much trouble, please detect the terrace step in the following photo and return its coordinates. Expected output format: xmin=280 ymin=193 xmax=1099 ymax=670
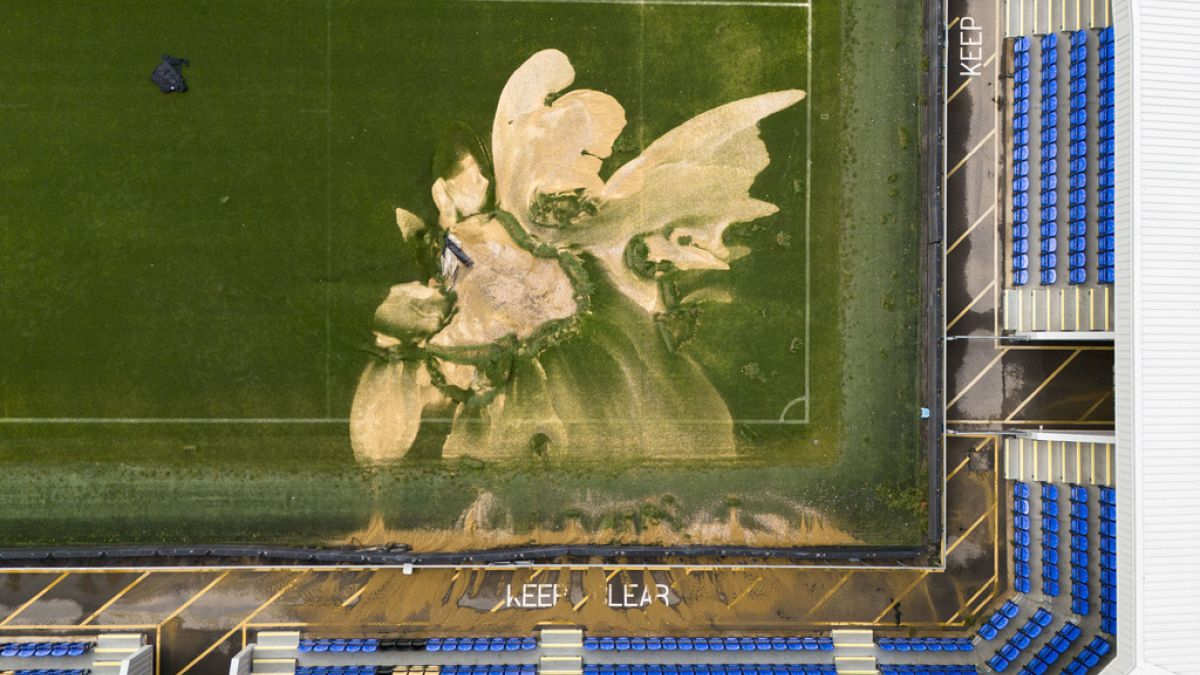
xmin=90 ymin=661 xmax=125 ymax=675
xmin=834 ymin=655 xmax=878 ymax=675
xmin=253 ymin=657 xmax=298 ymax=674
xmin=539 ymin=656 xmax=582 ymax=675
xmin=256 ymin=631 xmax=302 ymax=651
xmin=96 ymin=634 xmax=145 ymax=654
xmin=539 ymin=628 xmax=583 ymax=650
xmin=832 ymin=629 xmax=876 ymax=657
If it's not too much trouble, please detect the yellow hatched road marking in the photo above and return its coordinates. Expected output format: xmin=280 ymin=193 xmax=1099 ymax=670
xmin=948 ymin=204 xmax=996 ymax=251
xmin=341 ymin=584 xmax=367 ymax=608
xmin=805 ymin=571 xmax=854 ymax=618
xmin=727 ymin=576 xmax=762 ymax=609
xmin=80 ymin=571 xmax=151 ymax=625
xmin=1079 ymin=390 xmax=1113 ymax=420
xmin=948 ymin=129 xmax=997 ymax=178
xmin=947 ymin=455 xmax=972 ymax=481
xmin=947 ymin=506 xmax=993 ymax=557
xmin=872 ymin=572 xmax=931 ymax=624
xmin=176 ymin=573 xmax=308 ymax=675
xmin=1005 ymin=350 xmax=1084 ymax=421
xmin=946 ymin=574 xmax=997 ymax=623
xmin=0 ymin=573 xmax=69 ymax=626
xmin=159 ymin=571 xmax=230 ymax=625
xmin=948 ymin=279 xmax=997 ymax=331
xmin=948 ymin=348 xmax=1009 ymax=409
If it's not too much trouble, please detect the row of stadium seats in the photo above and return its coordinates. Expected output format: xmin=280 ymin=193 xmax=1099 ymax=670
xmin=976 ymin=600 xmax=1020 ymax=641
xmin=1012 ymin=622 xmax=1082 ymax=675
xmin=1040 ymin=483 xmax=1061 ymax=596
xmin=1012 ymin=482 xmax=1033 ymax=593
xmin=1099 ymin=486 xmax=1118 ymax=635
xmin=441 ymin=667 xmax=537 ymax=675
xmin=427 ymin=638 xmax=537 ymax=652
xmin=1065 ymin=31 xmax=1088 ymax=284
xmin=876 ymin=637 xmax=973 ymax=652
xmin=0 ymin=643 xmax=92 ymax=658
xmin=878 ymin=662 xmax=979 ymax=667
xmin=986 ymin=608 xmax=1053 ymax=672
xmin=1012 ymin=36 xmax=1033 ymax=285
xmin=1038 ymin=34 xmax=1059 ymax=284
xmin=300 ymin=639 xmax=386 ymax=653
xmin=582 ymin=666 xmax=834 ymax=675
xmin=1097 ymin=27 xmax=1115 ymax=284
xmin=584 ymin=638 xmax=832 ymax=652
xmin=1068 ymin=486 xmax=1091 ymax=616
xmin=1062 ymin=636 xmax=1112 ymax=674
xmin=294 ymin=662 xmax=379 ymax=667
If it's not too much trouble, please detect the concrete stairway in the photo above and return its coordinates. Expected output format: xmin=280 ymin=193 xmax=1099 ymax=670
xmin=1004 ymin=436 xmax=1115 ymax=485
xmin=91 ymin=634 xmax=147 ymax=675
xmin=252 ymin=631 xmax=300 ymax=673
xmin=538 ymin=628 xmax=582 ymax=675
xmin=831 ymin=630 xmax=877 ymax=675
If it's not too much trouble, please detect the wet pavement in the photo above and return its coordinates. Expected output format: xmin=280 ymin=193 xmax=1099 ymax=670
xmin=0 ymin=0 xmax=1114 ymax=673
xmin=943 ymin=0 xmax=1113 ymax=432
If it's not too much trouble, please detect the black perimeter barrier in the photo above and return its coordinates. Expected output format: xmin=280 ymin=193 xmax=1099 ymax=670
xmin=925 ymin=0 xmax=948 ymax=556
xmin=0 ymin=544 xmax=927 ymax=568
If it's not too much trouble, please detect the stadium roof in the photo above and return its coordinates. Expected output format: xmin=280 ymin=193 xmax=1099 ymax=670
xmin=1113 ymin=1 xmax=1200 ymax=673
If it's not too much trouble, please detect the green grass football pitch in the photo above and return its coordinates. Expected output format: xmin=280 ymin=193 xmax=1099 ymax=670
xmin=0 ymin=0 xmax=928 ymax=549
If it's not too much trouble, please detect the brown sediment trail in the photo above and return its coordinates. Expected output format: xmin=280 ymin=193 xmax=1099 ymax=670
xmin=332 ymin=505 xmax=861 ymax=551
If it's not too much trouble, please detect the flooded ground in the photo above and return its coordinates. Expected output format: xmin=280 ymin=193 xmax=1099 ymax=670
xmin=0 ymin=0 xmax=928 ymax=549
